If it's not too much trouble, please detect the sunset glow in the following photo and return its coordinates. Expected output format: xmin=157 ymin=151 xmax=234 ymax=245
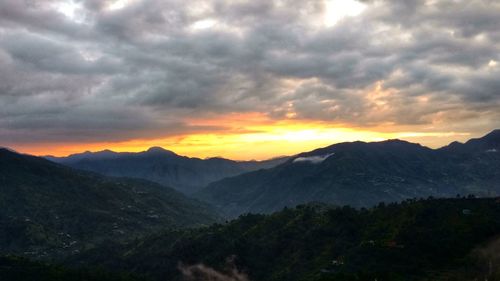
xmin=2 ymin=0 xmax=499 ymax=160
xmin=15 ymin=113 xmax=472 ymax=160
xmin=3 ymin=1 xmax=500 ymax=278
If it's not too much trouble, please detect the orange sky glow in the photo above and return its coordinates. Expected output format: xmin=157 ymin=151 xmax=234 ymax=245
xmin=2 ymin=1 xmax=500 ymax=161
xmin=11 ymin=112 xmax=473 ymax=160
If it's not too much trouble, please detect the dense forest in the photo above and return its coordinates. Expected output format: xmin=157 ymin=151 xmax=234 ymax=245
xmin=198 ymin=130 xmax=500 ymax=217
xmin=2 ymin=146 xmax=500 ymax=280
xmin=2 ymin=0 xmax=500 ymax=279
xmin=0 ymin=148 xmax=219 ymax=259
xmin=59 ymin=197 xmax=500 ymax=281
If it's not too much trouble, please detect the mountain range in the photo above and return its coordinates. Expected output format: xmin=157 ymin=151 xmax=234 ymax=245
xmin=0 ymin=148 xmax=219 ymax=259
xmin=46 ymin=147 xmax=289 ymax=194
xmin=2 ymin=131 xmax=500 ymax=281
xmin=196 ymin=130 xmax=500 ymax=217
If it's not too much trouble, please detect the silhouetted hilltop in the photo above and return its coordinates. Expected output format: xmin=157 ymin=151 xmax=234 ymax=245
xmin=197 ymin=130 xmax=500 ymax=217
xmin=0 ymin=149 xmax=219 ymax=259
xmin=47 ymin=148 xmax=289 ymax=194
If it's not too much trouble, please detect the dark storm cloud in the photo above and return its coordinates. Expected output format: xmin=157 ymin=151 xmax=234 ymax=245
xmin=0 ymin=0 xmax=499 ymax=145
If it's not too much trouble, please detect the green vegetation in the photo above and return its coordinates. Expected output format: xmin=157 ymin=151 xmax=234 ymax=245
xmin=197 ymin=131 xmax=500 ymax=217
xmin=47 ymin=147 xmax=289 ymax=194
xmin=73 ymin=197 xmax=500 ymax=281
xmin=0 ymin=148 xmax=220 ymax=259
xmin=2 ymin=131 xmax=500 ymax=281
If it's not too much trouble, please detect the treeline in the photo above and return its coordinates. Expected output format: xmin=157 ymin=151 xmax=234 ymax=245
xmin=69 ymin=197 xmax=500 ymax=281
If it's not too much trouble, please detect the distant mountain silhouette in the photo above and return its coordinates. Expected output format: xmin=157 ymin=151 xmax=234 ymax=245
xmin=46 ymin=148 xmax=289 ymax=194
xmin=441 ymin=129 xmax=500 ymax=153
xmin=197 ymin=130 xmax=500 ymax=217
xmin=0 ymin=148 xmax=219 ymax=259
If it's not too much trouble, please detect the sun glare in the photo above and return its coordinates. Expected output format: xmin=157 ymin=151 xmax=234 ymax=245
xmin=55 ymin=1 xmax=80 ymax=20
xmin=324 ymin=0 xmax=366 ymax=27
xmin=190 ymin=19 xmax=217 ymax=31
xmin=107 ymin=0 xmax=132 ymax=11
xmin=18 ymin=111 xmax=472 ymax=161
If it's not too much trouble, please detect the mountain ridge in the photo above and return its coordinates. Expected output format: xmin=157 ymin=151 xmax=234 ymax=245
xmin=46 ymin=148 xmax=290 ymax=194
xmin=440 ymin=129 xmax=500 ymax=153
xmin=0 ymin=148 xmax=220 ymax=259
xmin=197 ymin=130 xmax=500 ymax=217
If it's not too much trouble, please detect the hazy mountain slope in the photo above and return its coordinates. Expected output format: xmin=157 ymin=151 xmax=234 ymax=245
xmin=197 ymin=131 xmax=500 ymax=217
xmin=71 ymin=198 xmax=500 ymax=281
xmin=0 ymin=149 xmax=219 ymax=259
xmin=441 ymin=129 xmax=500 ymax=153
xmin=47 ymin=147 xmax=288 ymax=194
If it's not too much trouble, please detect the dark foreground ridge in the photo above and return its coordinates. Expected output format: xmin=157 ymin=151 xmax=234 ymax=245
xmin=0 ymin=148 xmax=219 ymax=259
xmin=65 ymin=197 xmax=500 ymax=281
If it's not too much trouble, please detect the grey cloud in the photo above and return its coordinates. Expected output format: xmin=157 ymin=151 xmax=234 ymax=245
xmin=0 ymin=0 xmax=92 ymax=38
xmin=0 ymin=101 xmax=225 ymax=144
xmin=1 ymin=32 xmax=121 ymax=75
xmin=1 ymin=0 xmax=500 ymax=145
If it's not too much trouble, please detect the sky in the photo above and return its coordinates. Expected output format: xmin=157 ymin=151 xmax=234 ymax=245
xmin=1 ymin=0 xmax=499 ymax=160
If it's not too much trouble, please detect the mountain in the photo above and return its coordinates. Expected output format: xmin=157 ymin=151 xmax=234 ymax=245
xmin=0 ymin=148 xmax=219 ymax=259
xmin=441 ymin=129 xmax=500 ymax=153
xmin=197 ymin=130 xmax=500 ymax=217
xmin=70 ymin=197 xmax=500 ymax=281
xmin=46 ymin=147 xmax=289 ymax=194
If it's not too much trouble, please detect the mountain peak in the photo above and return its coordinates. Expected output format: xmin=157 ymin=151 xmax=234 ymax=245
xmin=0 ymin=147 xmax=17 ymax=154
xmin=0 ymin=147 xmax=14 ymax=155
xmin=440 ymin=129 xmax=500 ymax=152
xmin=93 ymin=149 xmax=118 ymax=156
xmin=67 ymin=149 xmax=118 ymax=159
xmin=464 ymin=129 xmax=500 ymax=148
xmin=482 ymin=129 xmax=500 ymax=140
xmin=146 ymin=146 xmax=176 ymax=155
xmin=0 ymin=148 xmax=26 ymax=159
xmin=378 ymin=139 xmax=413 ymax=145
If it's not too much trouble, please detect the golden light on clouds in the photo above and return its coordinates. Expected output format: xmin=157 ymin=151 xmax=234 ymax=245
xmin=16 ymin=112 xmax=472 ymax=160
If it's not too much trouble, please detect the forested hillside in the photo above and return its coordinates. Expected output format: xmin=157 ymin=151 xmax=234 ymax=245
xmin=47 ymin=147 xmax=288 ymax=194
xmin=0 ymin=148 xmax=219 ymax=259
xmin=70 ymin=197 xmax=500 ymax=281
xmin=198 ymin=131 xmax=500 ymax=217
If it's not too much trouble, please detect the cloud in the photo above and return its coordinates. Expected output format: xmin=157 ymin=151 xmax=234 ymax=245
xmin=293 ymin=153 xmax=334 ymax=164
xmin=1 ymin=0 xmax=500 ymax=147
